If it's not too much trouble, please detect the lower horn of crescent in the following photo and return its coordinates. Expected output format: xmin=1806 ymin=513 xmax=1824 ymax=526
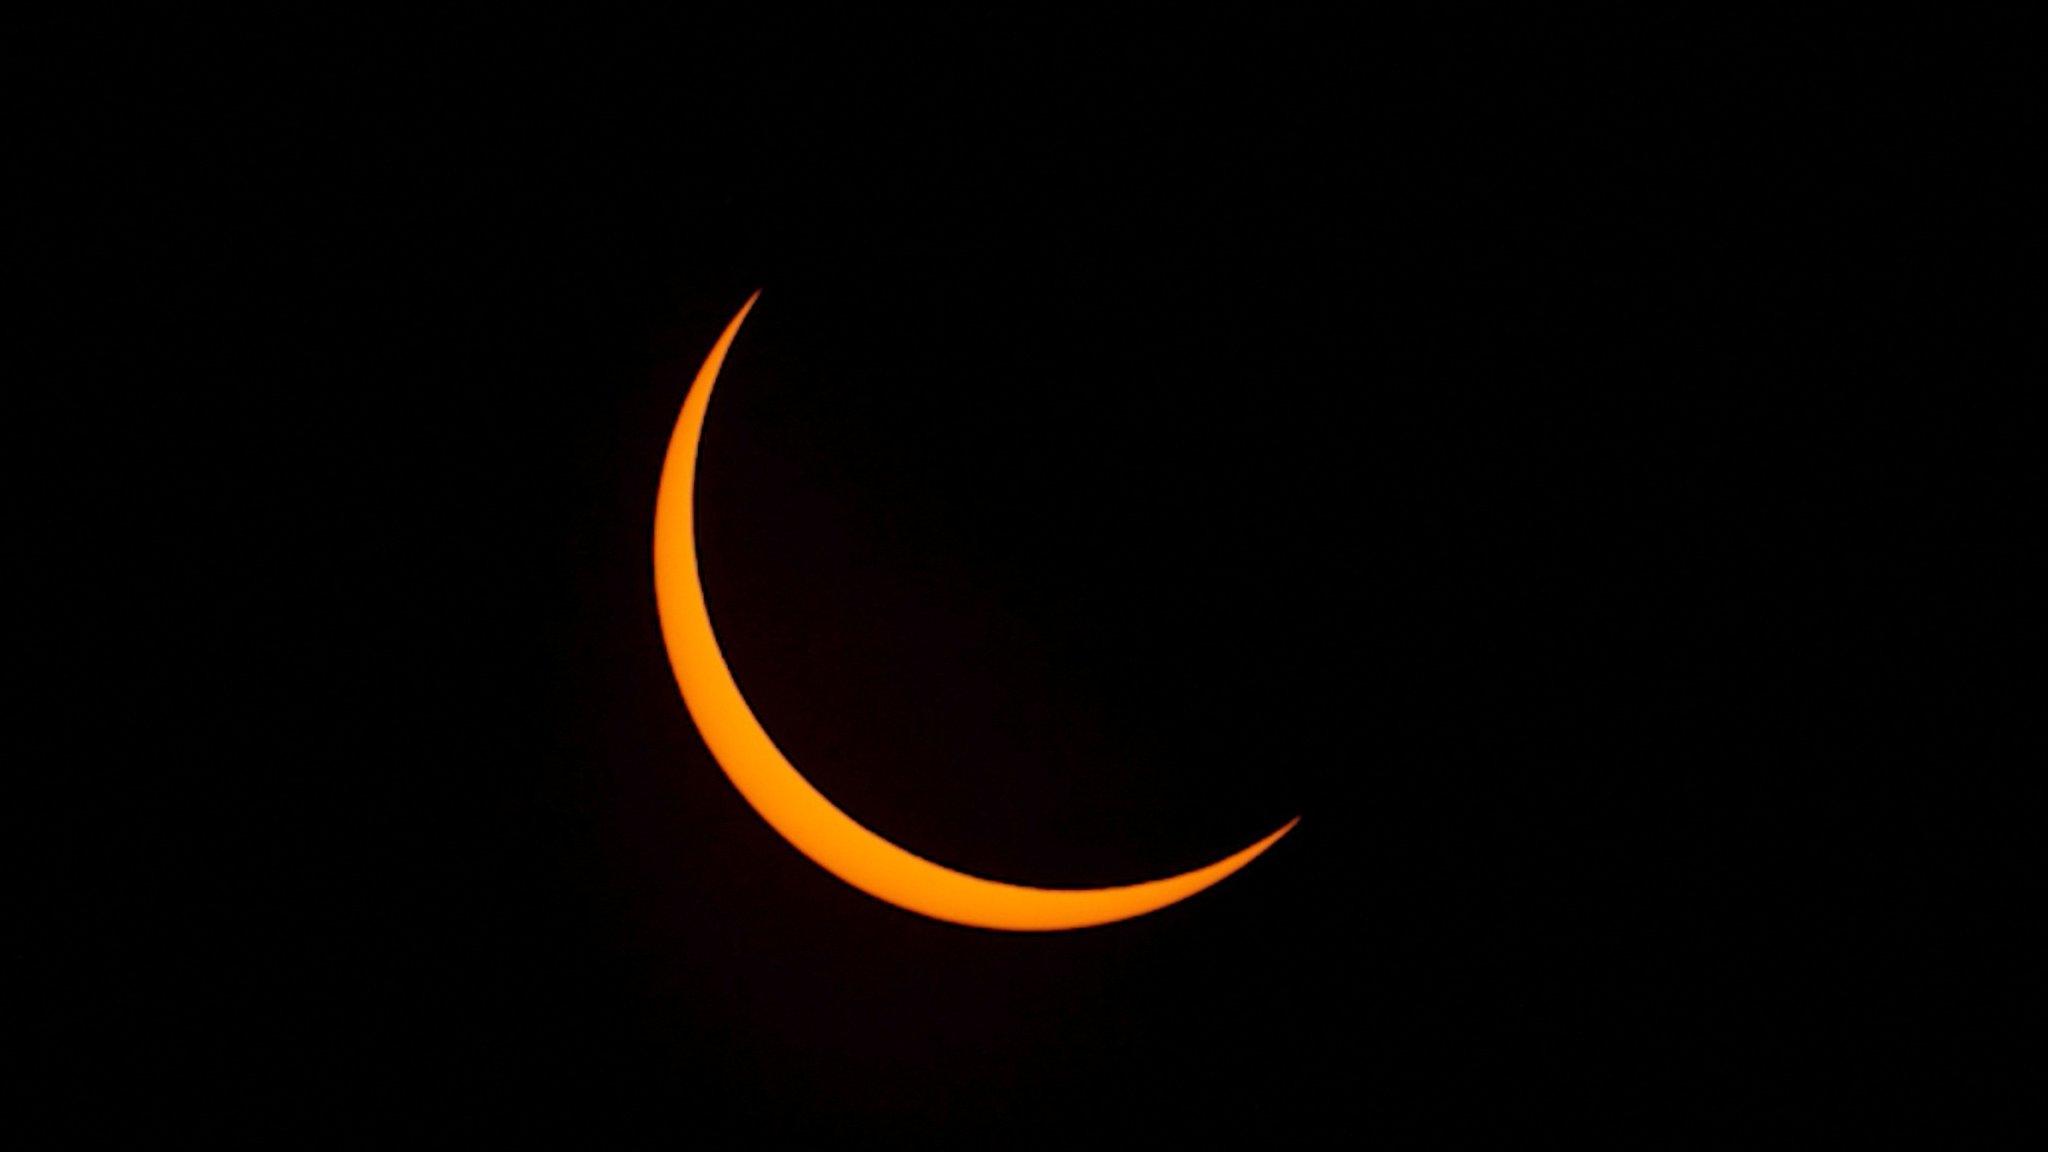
xmin=652 ymin=292 xmax=1298 ymax=931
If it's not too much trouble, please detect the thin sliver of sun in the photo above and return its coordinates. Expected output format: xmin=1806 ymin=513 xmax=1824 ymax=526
xmin=652 ymin=292 xmax=1297 ymax=930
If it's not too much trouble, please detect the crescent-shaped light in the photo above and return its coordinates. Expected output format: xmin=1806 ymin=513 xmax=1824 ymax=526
xmin=653 ymin=292 xmax=1298 ymax=931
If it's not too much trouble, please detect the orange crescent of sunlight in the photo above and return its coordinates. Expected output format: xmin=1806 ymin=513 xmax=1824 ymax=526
xmin=652 ymin=292 xmax=1299 ymax=931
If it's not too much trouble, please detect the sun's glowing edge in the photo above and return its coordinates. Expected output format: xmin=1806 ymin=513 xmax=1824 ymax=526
xmin=652 ymin=292 xmax=1298 ymax=930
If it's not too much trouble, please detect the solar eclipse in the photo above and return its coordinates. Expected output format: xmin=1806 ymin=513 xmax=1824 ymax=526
xmin=652 ymin=293 xmax=1298 ymax=930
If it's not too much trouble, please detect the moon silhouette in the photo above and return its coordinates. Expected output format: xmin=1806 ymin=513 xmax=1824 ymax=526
xmin=652 ymin=292 xmax=1298 ymax=931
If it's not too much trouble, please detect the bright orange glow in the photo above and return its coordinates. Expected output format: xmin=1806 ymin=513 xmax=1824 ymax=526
xmin=653 ymin=293 xmax=1297 ymax=930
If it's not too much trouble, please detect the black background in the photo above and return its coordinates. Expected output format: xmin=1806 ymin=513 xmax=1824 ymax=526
xmin=36 ymin=13 xmax=2034 ymax=1142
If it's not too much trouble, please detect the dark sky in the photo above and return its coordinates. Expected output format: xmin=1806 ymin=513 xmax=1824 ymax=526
xmin=37 ymin=14 xmax=2032 ymax=1142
